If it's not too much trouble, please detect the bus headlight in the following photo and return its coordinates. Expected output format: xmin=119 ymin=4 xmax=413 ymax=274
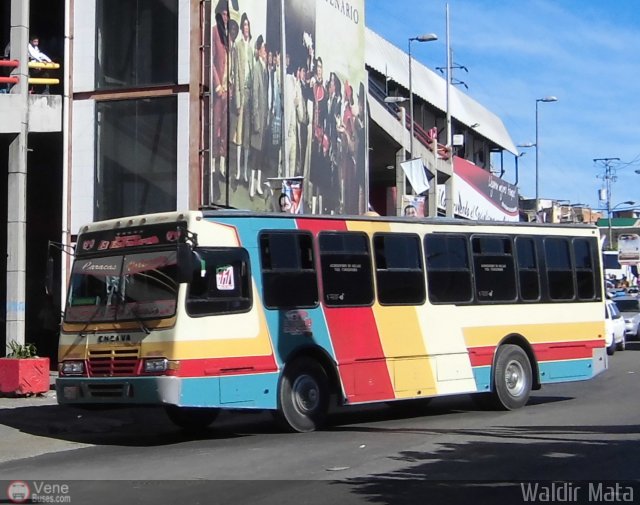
xmin=144 ymin=358 xmax=168 ymax=373
xmin=60 ymin=361 xmax=85 ymax=375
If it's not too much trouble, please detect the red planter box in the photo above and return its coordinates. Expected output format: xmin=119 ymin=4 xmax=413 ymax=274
xmin=0 ymin=357 xmax=50 ymax=395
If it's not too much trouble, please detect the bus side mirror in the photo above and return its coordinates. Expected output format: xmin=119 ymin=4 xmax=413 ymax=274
xmin=177 ymin=244 xmax=195 ymax=283
xmin=177 ymin=244 xmax=205 ymax=283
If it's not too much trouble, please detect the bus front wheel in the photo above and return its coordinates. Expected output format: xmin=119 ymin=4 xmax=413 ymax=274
xmin=276 ymin=358 xmax=329 ymax=433
xmin=492 ymin=344 xmax=532 ymax=410
xmin=165 ymin=406 xmax=219 ymax=431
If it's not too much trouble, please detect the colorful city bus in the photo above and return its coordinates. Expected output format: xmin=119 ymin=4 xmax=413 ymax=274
xmin=57 ymin=210 xmax=608 ymax=432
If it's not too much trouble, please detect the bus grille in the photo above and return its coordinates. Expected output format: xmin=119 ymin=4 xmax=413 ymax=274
xmin=88 ymin=348 xmax=139 ymax=377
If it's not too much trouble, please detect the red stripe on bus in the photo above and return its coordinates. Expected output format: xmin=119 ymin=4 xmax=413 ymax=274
xmin=469 ymin=339 xmax=605 ymax=367
xmin=297 ymin=218 xmax=395 ymax=402
xmin=169 ymin=354 xmax=278 ymax=377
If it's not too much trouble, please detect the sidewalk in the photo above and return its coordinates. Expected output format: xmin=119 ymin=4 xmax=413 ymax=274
xmin=0 ymin=373 xmax=92 ymax=466
xmin=0 ymin=372 xmax=58 ymax=409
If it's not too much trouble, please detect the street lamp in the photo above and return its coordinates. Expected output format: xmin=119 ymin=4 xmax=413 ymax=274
xmin=408 ymin=33 xmax=438 ymax=158
xmin=535 ymin=96 xmax=558 ymax=205
xmin=608 ymin=200 xmax=636 ymax=250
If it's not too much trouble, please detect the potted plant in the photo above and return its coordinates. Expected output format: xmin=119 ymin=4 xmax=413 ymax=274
xmin=0 ymin=341 xmax=50 ymax=396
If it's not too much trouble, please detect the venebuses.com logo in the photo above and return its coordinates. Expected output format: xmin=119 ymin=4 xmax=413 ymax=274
xmin=6 ymin=480 xmax=71 ymax=503
xmin=7 ymin=481 xmax=30 ymax=504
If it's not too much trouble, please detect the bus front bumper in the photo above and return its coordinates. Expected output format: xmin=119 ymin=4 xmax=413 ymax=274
xmin=56 ymin=373 xmax=279 ymax=409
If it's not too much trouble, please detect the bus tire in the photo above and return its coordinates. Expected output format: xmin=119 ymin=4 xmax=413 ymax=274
xmin=491 ymin=344 xmax=532 ymax=410
xmin=276 ymin=358 xmax=329 ymax=433
xmin=165 ymin=406 xmax=219 ymax=431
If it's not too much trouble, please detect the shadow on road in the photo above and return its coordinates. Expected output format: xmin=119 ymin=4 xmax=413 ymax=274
xmin=0 ymin=392 xmax=576 ymax=448
xmin=332 ymin=421 xmax=640 ymax=504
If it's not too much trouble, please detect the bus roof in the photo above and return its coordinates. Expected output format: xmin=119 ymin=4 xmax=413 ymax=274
xmin=76 ymin=209 xmax=600 ymax=236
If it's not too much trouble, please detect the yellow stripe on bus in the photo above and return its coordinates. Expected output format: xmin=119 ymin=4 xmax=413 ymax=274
xmin=463 ymin=321 xmax=605 ymax=347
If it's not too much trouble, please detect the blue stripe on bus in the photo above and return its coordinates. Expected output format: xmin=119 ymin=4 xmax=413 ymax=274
xmin=538 ymin=359 xmax=595 ymax=383
xmin=211 ymin=217 xmax=337 ymax=367
xmin=472 ymin=358 xmax=595 ymax=393
xmin=179 ymin=373 xmax=279 ymax=409
xmin=472 ymin=366 xmax=492 ymax=392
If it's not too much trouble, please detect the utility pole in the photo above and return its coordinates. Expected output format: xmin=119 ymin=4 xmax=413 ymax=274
xmin=594 ymin=157 xmax=621 ymax=250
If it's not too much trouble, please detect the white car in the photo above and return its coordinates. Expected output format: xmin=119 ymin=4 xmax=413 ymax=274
xmin=605 ymin=299 xmax=626 ymax=355
xmin=613 ymin=296 xmax=640 ymax=340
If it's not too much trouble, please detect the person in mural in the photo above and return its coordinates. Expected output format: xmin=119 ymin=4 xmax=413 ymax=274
xmin=285 ymin=63 xmax=307 ymax=179
xmin=249 ymin=35 xmax=269 ymax=198
xmin=211 ymin=0 xmax=236 ymax=184
xmin=231 ymin=12 xmax=253 ymax=184
xmin=301 ymin=33 xmax=315 ymax=201
xmin=270 ymin=51 xmax=283 ymax=179
xmin=310 ymin=56 xmax=328 ymax=213
xmin=338 ymin=80 xmax=357 ymax=214
xmin=325 ymin=72 xmax=342 ymax=212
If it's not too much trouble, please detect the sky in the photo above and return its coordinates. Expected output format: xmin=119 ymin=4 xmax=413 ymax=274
xmin=365 ymin=0 xmax=640 ymax=211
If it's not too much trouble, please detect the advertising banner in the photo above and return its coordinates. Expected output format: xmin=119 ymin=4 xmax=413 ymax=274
xmin=206 ymin=0 xmax=366 ymax=216
xmin=437 ymin=156 xmax=519 ymax=221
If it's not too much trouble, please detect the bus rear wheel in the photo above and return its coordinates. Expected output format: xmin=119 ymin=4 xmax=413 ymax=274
xmin=165 ymin=406 xmax=219 ymax=431
xmin=491 ymin=344 xmax=532 ymax=410
xmin=276 ymin=358 xmax=329 ymax=433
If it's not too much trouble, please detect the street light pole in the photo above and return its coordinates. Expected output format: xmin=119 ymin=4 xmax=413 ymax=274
xmin=595 ymin=157 xmax=622 ymax=249
xmin=535 ymin=96 xmax=558 ymax=212
xmin=408 ymin=33 xmax=438 ymax=158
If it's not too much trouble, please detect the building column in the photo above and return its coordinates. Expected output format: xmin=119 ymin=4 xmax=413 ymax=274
xmin=5 ymin=0 xmax=30 ymax=349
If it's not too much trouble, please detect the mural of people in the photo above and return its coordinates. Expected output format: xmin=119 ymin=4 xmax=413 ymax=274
xmin=207 ymin=0 xmax=366 ymax=215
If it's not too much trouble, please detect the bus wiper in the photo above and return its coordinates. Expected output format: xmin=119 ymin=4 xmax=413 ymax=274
xmin=113 ymin=286 xmax=150 ymax=335
xmin=129 ymin=303 xmax=151 ymax=335
xmin=78 ymin=305 xmax=103 ymax=339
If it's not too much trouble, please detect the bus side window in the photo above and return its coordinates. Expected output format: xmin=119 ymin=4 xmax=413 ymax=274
xmin=515 ymin=237 xmax=540 ymax=301
xmin=319 ymin=231 xmax=374 ymax=307
xmin=424 ymin=234 xmax=472 ymax=304
xmin=259 ymin=231 xmax=318 ymax=309
xmin=185 ymin=248 xmax=252 ymax=316
xmin=544 ymin=238 xmax=575 ymax=301
xmin=573 ymin=238 xmax=598 ymax=300
xmin=373 ymin=233 xmax=425 ymax=305
xmin=471 ymin=236 xmax=517 ymax=303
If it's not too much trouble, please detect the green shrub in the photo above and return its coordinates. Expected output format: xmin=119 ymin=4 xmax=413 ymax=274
xmin=6 ymin=341 xmax=38 ymax=358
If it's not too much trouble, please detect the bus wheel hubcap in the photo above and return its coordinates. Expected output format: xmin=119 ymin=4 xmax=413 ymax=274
xmin=292 ymin=375 xmax=319 ymax=413
xmin=505 ymin=360 xmax=525 ymax=396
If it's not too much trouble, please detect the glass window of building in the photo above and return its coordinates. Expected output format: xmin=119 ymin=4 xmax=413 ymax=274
xmin=96 ymin=0 xmax=178 ymax=89
xmin=95 ymin=97 xmax=177 ymax=220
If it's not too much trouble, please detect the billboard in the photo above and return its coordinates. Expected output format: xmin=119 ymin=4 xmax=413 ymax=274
xmin=205 ymin=0 xmax=366 ymax=215
xmin=436 ymin=156 xmax=520 ymax=221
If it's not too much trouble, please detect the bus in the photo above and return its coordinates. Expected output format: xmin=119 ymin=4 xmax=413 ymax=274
xmin=56 ymin=210 xmax=607 ymax=432
xmin=603 ymin=250 xmax=634 ymax=282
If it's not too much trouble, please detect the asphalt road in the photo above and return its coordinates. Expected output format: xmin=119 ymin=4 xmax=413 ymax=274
xmin=1 ymin=344 xmax=639 ymax=504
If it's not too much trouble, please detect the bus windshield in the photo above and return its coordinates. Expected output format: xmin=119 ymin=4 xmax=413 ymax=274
xmin=65 ymin=250 xmax=179 ymax=323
